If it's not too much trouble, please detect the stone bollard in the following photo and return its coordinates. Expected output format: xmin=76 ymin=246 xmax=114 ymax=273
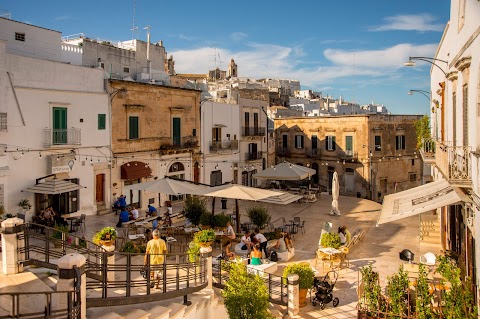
xmin=56 ymin=253 xmax=86 ymax=319
xmin=287 ymin=274 xmax=300 ymax=317
xmin=101 ymin=244 xmax=115 ymax=282
xmin=1 ymin=217 xmax=25 ymax=274
xmin=200 ymin=246 xmax=213 ymax=289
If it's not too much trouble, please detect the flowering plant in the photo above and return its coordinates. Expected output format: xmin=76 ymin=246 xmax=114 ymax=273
xmin=92 ymin=227 xmax=117 ymax=245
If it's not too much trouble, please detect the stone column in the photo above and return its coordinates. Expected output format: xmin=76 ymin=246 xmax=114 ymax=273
xmin=200 ymin=246 xmax=213 ymax=289
xmin=56 ymin=253 xmax=86 ymax=319
xmin=1 ymin=217 xmax=25 ymax=274
xmin=101 ymin=244 xmax=115 ymax=282
xmin=287 ymin=274 xmax=299 ymax=317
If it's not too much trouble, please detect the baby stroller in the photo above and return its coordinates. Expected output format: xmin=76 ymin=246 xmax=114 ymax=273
xmin=311 ymin=270 xmax=339 ymax=309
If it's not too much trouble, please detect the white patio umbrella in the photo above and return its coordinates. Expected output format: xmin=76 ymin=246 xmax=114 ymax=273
xmin=252 ymin=162 xmax=316 ymax=181
xmin=122 ymin=177 xmax=208 ymax=195
xmin=330 ymin=171 xmax=341 ymax=216
xmin=200 ymin=184 xmax=282 ymax=232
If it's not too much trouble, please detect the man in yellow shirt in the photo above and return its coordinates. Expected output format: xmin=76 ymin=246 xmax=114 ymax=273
xmin=144 ymin=229 xmax=167 ymax=288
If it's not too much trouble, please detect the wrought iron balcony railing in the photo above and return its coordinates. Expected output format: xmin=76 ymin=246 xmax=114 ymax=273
xmin=242 ymin=126 xmax=266 ymax=137
xmin=435 ymin=141 xmax=472 ymax=187
xmin=43 ymin=128 xmax=81 ymax=147
xmin=420 ymin=138 xmax=436 ymax=164
xmin=245 ymin=151 xmax=263 ymax=161
xmin=209 ymin=140 xmax=239 ymax=153
xmin=160 ymin=136 xmax=198 ymax=152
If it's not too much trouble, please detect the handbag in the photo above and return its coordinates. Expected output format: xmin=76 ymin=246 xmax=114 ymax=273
xmin=140 ymin=265 xmax=148 ymax=279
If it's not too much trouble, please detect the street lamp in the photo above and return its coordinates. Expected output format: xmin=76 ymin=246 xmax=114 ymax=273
xmin=407 ymin=89 xmax=430 ymax=100
xmin=404 ymin=56 xmax=448 ymax=76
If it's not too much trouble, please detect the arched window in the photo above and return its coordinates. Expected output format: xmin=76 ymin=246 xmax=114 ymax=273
xmin=169 ymin=162 xmax=185 ymax=173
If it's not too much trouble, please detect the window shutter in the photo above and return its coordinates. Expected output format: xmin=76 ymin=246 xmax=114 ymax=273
xmin=98 ymin=114 xmax=106 ymax=130
xmin=295 ymin=136 xmax=298 ymax=148
xmin=332 ymin=136 xmax=336 ymax=150
xmin=325 ymin=138 xmax=329 ymax=150
xmin=300 ymin=135 xmax=304 ymax=148
xmin=402 ymin=136 xmax=406 ymax=149
xmin=396 ymin=136 xmax=399 ymax=150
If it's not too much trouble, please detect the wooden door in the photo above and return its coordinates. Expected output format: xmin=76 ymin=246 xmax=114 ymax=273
xmin=96 ymin=174 xmax=105 ymax=203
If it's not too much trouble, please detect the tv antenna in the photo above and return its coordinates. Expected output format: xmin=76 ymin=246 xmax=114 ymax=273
xmin=130 ymin=0 xmax=139 ymax=40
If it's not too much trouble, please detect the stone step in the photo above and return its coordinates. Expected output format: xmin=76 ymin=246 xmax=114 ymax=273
xmin=167 ymin=303 xmax=187 ymax=319
xmin=148 ymin=305 xmax=171 ymax=319
xmin=123 ymin=309 xmax=150 ymax=319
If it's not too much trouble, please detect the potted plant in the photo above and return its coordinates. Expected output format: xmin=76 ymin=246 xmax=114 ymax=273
xmin=187 ymin=241 xmax=201 ymax=263
xmin=198 ymin=212 xmax=213 ymax=229
xmin=223 ymin=262 xmax=274 ymax=319
xmin=92 ymin=227 xmax=117 ymax=246
xmin=184 ymin=196 xmax=209 ymax=226
xmin=213 ymin=213 xmax=231 ymax=230
xmin=52 ymin=224 xmax=69 ymax=248
xmin=193 ymin=229 xmax=216 ymax=248
xmin=358 ymin=265 xmax=385 ymax=318
xmin=320 ymin=232 xmax=342 ymax=249
xmin=18 ymin=199 xmax=32 ymax=210
xmin=283 ymin=262 xmax=315 ymax=307
xmin=385 ymin=265 xmax=409 ymax=317
xmin=246 ymin=205 xmax=271 ymax=230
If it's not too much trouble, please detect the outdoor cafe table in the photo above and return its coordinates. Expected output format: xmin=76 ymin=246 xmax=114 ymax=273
xmin=318 ymin=247 xmax=341 ymax=271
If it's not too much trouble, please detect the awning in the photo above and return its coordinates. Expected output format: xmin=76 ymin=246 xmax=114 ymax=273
xmin=24 ymin=178 xmax=85 ymax=195
xmin=377 ymin=180 xmax=469 ymax=225
xmin=258 ymin=193 xmax=304 ymax=205
xmin=121 ymin=161 xmax=152 ymax=180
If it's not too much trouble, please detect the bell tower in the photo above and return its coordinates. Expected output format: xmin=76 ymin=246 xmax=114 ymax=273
xmin=227 ymin=58 xmax=238 ymax=78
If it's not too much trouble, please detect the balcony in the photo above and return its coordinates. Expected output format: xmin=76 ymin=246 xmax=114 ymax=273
xmin=209 ymin=140 xmax=239 ymax=153
xmin=419 ymin=138 xmax=436 ymax=165
xmin=245 ymin=151 xmax=263 ymax=161
xmin=43 ymin=128 xmax=81 ymax=147
xmin=435 ymin=142 xmax=472 ymax=187
xmin=338 ymin=150 xmax=358 ymax=159
xmin=159 ymin=136 xmax=199 ymax=154
xmin=242 ymin=126 xmax=266 ymax=137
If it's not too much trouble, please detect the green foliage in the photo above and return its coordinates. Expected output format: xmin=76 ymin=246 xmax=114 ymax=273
xmin=120 ymin=241 xmax=145 ymax=253
xmin=18 ymin=199 xmax=32 ymax=210
xmin=198 ymin=212 xmax=213 ymax=227
xmin=222 ymin=262 xmax=274 ymax=319
xmin=187 ymin=241 xmax=200 ymax=262
xmin=52 ymin=224 xmax=69 ymax=240
xmin=283 ymin=262 xmax=315 ymax=290
xmin=212 ymin=213 xmax=231 ymax=228
xmin=416 ymin=264 xmax=435 ymax=319
xmin=264 ymin=230 xmax=282 ymax=241
xmin=320 ymin=232 xmax=342 ymax=249
xmin=184 ymin=196 xmax=209 ymax=226
xmin=246 ymin=205 xmax=271 ymax=229
xmin=193 ymin=229 xmax=216 ymax=243
xmin=0 ymin=205 xmax=5 ymax=216
xmin=359 ymin=265 xmax=385 ymax=315
xmin=436 ymin=255 xmax=478 ymax=319
xmin=92 ymin=227 xmax=117 ymax=245
xmin=6 ymin=213 xmax=15 ymax=218
xmin=385 ymin=265 xmax=409 ymax=317
xmin=414 ymin=115 xmax=431 ymax=149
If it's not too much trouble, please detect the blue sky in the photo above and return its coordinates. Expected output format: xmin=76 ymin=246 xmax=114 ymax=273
xmin=1 ymin=0 xmax=451 ymax=114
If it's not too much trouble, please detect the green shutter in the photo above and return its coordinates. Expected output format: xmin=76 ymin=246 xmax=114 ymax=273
xmin=312 ymin=135 xmax=317 ymax=149
xmin=173 ymin=118 xmax=181 ymax=145
xmin=346 ymin=136 xmax=353 ymax=151
xmin=98 ymin=114 xmax=106 ymax=130
xmin=129 ymin=116 xmax=139 ymax=139
xmin=52 ymin=107 xmax=67 ymax=144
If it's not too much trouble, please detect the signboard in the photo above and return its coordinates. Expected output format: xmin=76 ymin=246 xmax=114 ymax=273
xmin=48 ymin=155 xmax=75 ymax=174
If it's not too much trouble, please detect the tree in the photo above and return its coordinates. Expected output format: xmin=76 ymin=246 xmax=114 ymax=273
xmin=414 ymin=115 xmax=431 ymax=149
xmin=183 ymin=196 xmax=209 ymax=226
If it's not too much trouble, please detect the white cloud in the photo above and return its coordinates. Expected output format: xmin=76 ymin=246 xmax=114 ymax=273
xmin=370 ymin=14 xmax=444 ymax=32
xmin=230 ymin=32 xmax=247 ymax=41
xmin=171 ymin=42 xmax=437 ymax=88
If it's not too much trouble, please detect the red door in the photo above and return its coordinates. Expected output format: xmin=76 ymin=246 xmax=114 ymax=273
xmin=96 ymin=174 xmax=105 ymax=203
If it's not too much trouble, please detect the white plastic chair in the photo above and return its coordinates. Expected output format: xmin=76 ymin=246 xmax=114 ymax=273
xmin=420 ymin=252 xmax=436 ymax=266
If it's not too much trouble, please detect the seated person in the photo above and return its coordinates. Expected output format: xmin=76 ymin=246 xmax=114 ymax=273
xmin=167 ymin=203 xmax=173 ymax=216
xmin=119 ymin=207 xmax=130 ymax=224
xmin=33 ymin=209 xmax=44 ymax=223
xmin=152 ymin=216 xmax=162 ymax=230
xmin=250 ymin=244 xmax=262 ymax=265
xmin=163 ymin=212 xmax=172 ymax=227
xmin=146 ymin=205 xmax=158 ymax=217
xmin=53 ymin=210 xmax=68 ymax=227
xmin=284 ymin=232 xmax=293 ymax=251
xmin=131 ymin=204 xmax=139 ymax=220
xmin=270 ymin=233 xmax=288 ymax=254
xmin=225 ymin=221 xmax=236 ymax=240
xmin=240 ymin=231 xmax=253 ymax=252
xmin=338 ymin=226 xmax=347 ymax=245
xmin=222 ymin=240 xmax=235 ymax=260
xmin=344 ymin=226 xmax=351 ymax=244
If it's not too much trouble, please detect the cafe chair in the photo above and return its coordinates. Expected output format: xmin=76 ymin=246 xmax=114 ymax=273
xmin=399 ymin=249 xmax=415 ymax=263
xmin=298 ymin=221 xmax=305 ymax=235
xmin=420 ymin=252 xmax=436 ymax=266
xmin=72 ymin=214 xmax=86 ymax=234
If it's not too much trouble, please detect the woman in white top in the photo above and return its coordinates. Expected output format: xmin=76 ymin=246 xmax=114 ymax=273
xmin=240 ymin=230 xmax=253 ymax=252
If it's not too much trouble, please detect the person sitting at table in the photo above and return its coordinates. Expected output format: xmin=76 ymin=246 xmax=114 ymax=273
xmin=146 ymin=205 xmax=158 ymax=217
xmin=240 ymin=230 xmax=253 ymax=252
xmin=225 ymin=221 xmax=236 ymax=240
xmin=119 ymin=207 xmax=130 ymax=224
xmin=152 ymin=216 xmax=162 ymax=230
xmin=163 ymin=211 xmax=172 ymax=227
xmin=52 ymin=209 xmax=68 ymax=227
xmin=222 ymin=240 xmax=235 ymax=260
xmin=250 ymin=244 xmax=262 ymax=265
xmin=131 ymin=204 xmax=139 ymax=220
xmin=254 ymin=228 xmax=268 ymax=258
xmin=42 ymin=207 xmax=55 ymax=227
xmin=338 ymin=226 xmax=348 ymax=245
xmin=167 ymin=203 xmax=173 ymax=216
xmin=269 ymin=232 xmax=291 ymax=255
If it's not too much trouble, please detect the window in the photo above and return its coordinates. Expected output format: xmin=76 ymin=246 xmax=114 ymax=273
xmin=99 ymin=62 xmax=105 ymax=69
xmin=395 ymin=135 xmax=405 ymax=150
xmin=295 ymin=135 xmax=304 ymax=149
xmin=98 ymin=114 xmax=106 ymax=130
xmin=409 ymin=173 xmax=417 ymax=182
xmin=312 ymin=135 xmax=318 ymax=149
xmin=212 ymin=127 xmax=221 ymax=142
xmin=463 ymin=84 xmax=468 ymax=146
xmin=172 ymin=118 xmax=181 ymax=145
xmin=282 ymin=134 xmax=288 ymax=149
xmin=128 ymin=116 xmax=139 ymax=139
xmin=345 ymin=136 xmax=353 ymax=155
xmin=15 ymin=32 xmax=25 ymax=42
xmin=123 ymin=67 xmax=130 ymax=73
xmin=374 ymin=136 xmax=381 ymax=151
xmin=411 ymin=159 xmax=415 ymax=166
xmin=0 ymin=113 xmax=6 ymax=131
xmin=452 ymin=91 xmax=457 ymax=146
xmin=325 ymin=135 xmax=336 ymax=151
xmin=53 ymin=107 xmax=67 ymax=144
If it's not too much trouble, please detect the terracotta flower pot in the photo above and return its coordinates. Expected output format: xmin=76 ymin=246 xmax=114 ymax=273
xmin=198 ymin=241 xmax=213 ymax=248
xmin=100 ymin=239 xmax=115 ymax=246
xmin=299 ymin=288 xmax=308 ymax=307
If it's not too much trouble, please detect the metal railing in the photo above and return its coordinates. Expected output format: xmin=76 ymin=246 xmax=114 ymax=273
xmin=213 ymin=259 xmax=288 ymax=307
xmin=435 ymin=141 xmax=471 ymax=187
xmin=43 ymin=128 xmax=81 ymax=147
xmin=160 ymin=136 xmax=198 ymax=151
xmin=0 ymin=265 xmax=81 ymax=319
xmin=17 ymin=223 xmax=209 ymax=308
xmin=245 ymin=151 xmax=263 ymax=161
xmin=338 ymin=150 xmax=358 ymax=159
xmin=242 ymin=127 xmax=266 ymax=137
xmin=420 ymin=138 xmax=436 ymax=164
xmin=209 ymin=140 xmax=239 ymax=152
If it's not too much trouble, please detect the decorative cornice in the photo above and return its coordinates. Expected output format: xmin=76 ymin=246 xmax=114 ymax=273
xmin=454 ymin=57 xmax=471 ymax=72
xmin=446 ymin=71 xmax=458 ymax=81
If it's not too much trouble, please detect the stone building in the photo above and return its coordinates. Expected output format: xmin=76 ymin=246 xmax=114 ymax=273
xmin=274 ymin=114 xmax=423 ymax=201
xmin=109 ymin=79 xmax=201 ymax=209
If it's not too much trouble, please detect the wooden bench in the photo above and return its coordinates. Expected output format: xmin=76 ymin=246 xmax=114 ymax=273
xmin=346 ymin=228 xmax=366 ymax=250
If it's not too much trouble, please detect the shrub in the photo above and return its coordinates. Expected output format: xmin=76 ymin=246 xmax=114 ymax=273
xmin=92 ymin=227 xmax=117 ymax=245
xmin=359 ymin=265 xmax=385 ymax=316
xmin=283 ymin=262 xmax=314 ymax=290
xmin=184 ymin=196 xmax=209 ymax=226
xmin=193 ymin=229 xmax=216 ymax=244
xmin=198 ymin=212 xmax=213 ymax=227
xmin=52 ymin=224 xmax=69 ymax=240
xmin=223 ymin=262 xmax=274 ymax=319
xmin=385 ymin=265 xmax=409 ymax=317
xmin=187 ymin=241 xmax=200 ymax=262
xmin=212 ymin=213 xmax=231 ymax=228
xmin=18 ymin=199 xmax=32 ymax=210
xmin=320 ymin=232 xmax=341 ymax=249
xmin=264 ymin=231 xmax=282 ymax=241
xmin=246 ymin=205 xmax=271 ymax=229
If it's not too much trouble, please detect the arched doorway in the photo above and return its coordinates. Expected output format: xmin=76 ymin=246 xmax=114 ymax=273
xmin=311 ymin=163 xmax=319 ymax=184
xmin=193 ymin=162 xmax=200 ymax=183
